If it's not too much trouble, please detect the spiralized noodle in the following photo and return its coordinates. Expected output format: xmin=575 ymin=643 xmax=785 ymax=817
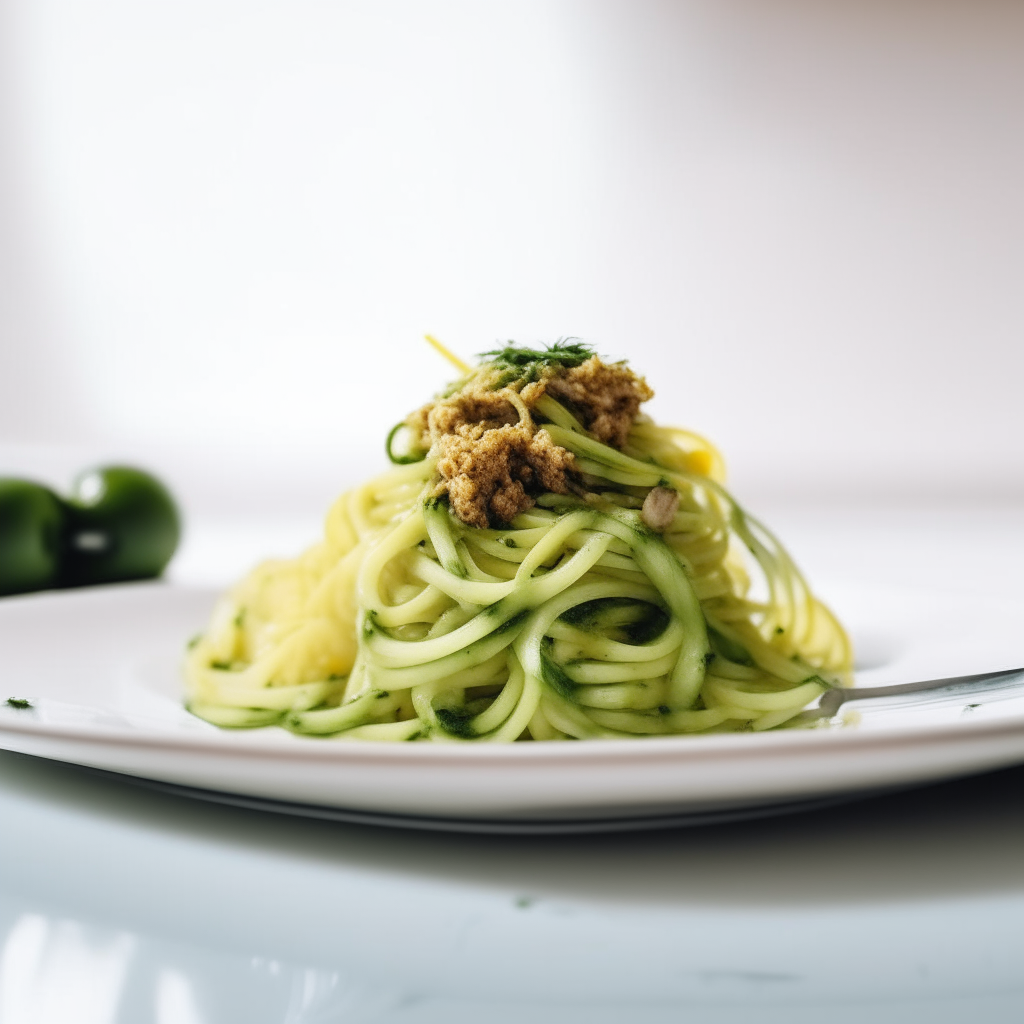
xmin=185 ymin=361 xmax=851 ymax=741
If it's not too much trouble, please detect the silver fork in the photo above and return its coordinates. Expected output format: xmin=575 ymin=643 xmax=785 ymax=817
xmin=814 ymin=667 xmax=1024 ymax=719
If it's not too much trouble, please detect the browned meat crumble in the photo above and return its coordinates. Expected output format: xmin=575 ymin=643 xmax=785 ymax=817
xmin=547 ymin=357 xmax=653 ymax=449
xmin=408 ymin=356 xmax=652 ymax=527
xmin=436 ymin=421 xmax=576 ymax=529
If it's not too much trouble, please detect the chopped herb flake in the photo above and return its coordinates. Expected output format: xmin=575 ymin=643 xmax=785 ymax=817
xmin=434 ymin=705 xmax=476 ymax=737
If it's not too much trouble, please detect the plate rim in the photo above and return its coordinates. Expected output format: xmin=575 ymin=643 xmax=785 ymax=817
xmin=5 ymin=700 xmax=1024 ymax=766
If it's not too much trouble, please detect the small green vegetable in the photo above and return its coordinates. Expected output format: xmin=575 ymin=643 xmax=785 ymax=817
xmin=386 ymin=422 xmax=426 ymax=465
xmin=62 ymin=466 xmax=181 ymax=586
xmin=6 ymin=697 xmax=33 ymax=709
xmin=0 ymin=479 xmax=66 ymax=596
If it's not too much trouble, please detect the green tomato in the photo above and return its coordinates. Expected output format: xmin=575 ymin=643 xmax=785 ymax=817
xmin=63 ymin=466 xmax=181 ymax=586
xmin=0 ymin=479 xmax=66 ymax=596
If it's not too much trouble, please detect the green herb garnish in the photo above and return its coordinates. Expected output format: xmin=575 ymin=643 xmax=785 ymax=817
xmin=478 ymin=340 xmax=596 ymax=385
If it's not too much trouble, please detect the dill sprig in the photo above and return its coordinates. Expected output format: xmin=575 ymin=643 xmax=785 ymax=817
xmin=478 ymin=340 xmax=596 ymax=385
xmin=480 ymin=339 xmax=594 ymax=369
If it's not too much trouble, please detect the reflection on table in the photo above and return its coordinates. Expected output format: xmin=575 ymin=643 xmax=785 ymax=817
xmin=1 ymin=750 xmax=1024 ymax=1023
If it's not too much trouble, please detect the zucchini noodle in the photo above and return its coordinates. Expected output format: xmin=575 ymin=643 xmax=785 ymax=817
xmin=185 ymin=348 xmax=851 ymax=741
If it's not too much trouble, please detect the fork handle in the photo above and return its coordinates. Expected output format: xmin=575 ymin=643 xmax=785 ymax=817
xmin=817 ymin=667 xmax=1024 ymax=718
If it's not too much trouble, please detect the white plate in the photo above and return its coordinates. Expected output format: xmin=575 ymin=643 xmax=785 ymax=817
xmin=0 ymin=581 xmax=1023 ymax=833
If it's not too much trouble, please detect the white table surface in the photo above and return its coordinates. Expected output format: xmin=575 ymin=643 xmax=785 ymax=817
xmin=2 ymin=500 xmax=1024 ymax=1023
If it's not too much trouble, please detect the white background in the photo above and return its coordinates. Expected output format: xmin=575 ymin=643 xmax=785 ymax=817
xmin=1 ymin=0 xmax=1022 ymax=523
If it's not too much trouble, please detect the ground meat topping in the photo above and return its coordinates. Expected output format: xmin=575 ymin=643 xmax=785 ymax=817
xmin=546 ymin=357 xmax=654 ymax=449
xmin=435 ymin=419 xmax=575 ymax=528
xmin=409 ymin=347 xmax=653 ymax=527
